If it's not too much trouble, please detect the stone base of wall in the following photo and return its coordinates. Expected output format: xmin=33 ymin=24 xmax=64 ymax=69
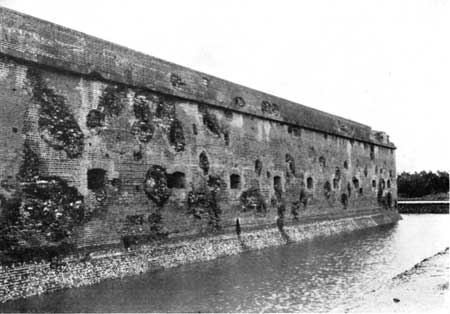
xmin=0 ymin=209 xmax=401 ymax=303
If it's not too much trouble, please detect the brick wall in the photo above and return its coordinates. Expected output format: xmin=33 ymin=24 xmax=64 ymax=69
xmin=0 ymin=7 xmax=397 ymax=253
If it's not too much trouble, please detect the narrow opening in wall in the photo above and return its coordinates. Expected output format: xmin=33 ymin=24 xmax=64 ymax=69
xmin=335 ymin=167 xmax=341 ymax=179
xmin=333 ymin=178 xmax=339 ymax=189
xmin=352 ymin=177 xmax=359 ymax=189
xmin=192 ymin=123 xmax=198 ymax=135
xmin=324 ymin=181 xmax=331 ymax=198
xmin=285 ymin=154 xmax=295 ymax=175
xmin=341 ymin=193 xmax=348 ymax=209
xmin=364 ymin=166 xmax=368 ymax=177
xmin=255 ymin=159 xmax=262 ymax=176
xmin=370 ymin=145 xmax=375 ymax=160
xmin=167 ymin=172 xmax=186 ymax=189
xmin=386 ymin=192 xmax=392 ymax=208
xmin=230 ymin=174 xmax=241 ymax=189
xmin=319 ymin=156 xmax=326 ymax=168
xmin=307 ymin=177 xmax=313 ymax=189
xmin=379 ymin=179 xmax=386 ymax=190
xmin=387 ymin=180 xmax=391 ymax=188
xmin=344 ymin=161 xmax=348 ymax=169
xmin=372 ymin=180 xmax=377 ymax=188
xmin=274 ymin=176 xmax=282 ymax=197
xmin=389 ymin=170 xmax=393 ymax=178
xmin=359 ymin=187 xmax=363 ymax=195
xmin=199 ymin=151 xmax=209 ymax=175
xmin=266 ymin=171 xmax=271 ymax=178
xmin=347 ymin=183 xmax=352 ymax=196
xmin=87 ymin=168 xmax=107 ymax=190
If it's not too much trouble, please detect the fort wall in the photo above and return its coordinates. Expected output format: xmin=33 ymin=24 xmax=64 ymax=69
xmin=0 ymin=6 xmax=400 ymax=302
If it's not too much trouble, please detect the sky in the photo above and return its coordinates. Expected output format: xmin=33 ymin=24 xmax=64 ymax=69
xmin=1 ymin=0 xmax=449 ymax=173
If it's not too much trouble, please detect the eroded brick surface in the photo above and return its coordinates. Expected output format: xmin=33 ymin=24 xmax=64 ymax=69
xmin=0 ymin=6 xmax=397 ymax=263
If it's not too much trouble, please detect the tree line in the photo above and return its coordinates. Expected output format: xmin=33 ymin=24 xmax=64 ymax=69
xmin=397 ymin=171 xmax=449 ymax=198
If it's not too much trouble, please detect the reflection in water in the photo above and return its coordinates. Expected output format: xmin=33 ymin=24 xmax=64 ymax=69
xmin=1 ymin=214 xmax=448 ymax=312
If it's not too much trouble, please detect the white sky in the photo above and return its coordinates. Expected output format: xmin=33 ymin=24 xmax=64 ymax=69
xmin=1 ymin=0 xmax=449 ymax=173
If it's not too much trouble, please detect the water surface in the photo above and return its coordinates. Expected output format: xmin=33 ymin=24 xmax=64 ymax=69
xmin=1 ymin=214 xmax=448 ymax=312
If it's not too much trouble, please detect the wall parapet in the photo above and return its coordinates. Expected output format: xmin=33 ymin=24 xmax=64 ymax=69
xmin=0 ymin=6 xmax=395 ymax=149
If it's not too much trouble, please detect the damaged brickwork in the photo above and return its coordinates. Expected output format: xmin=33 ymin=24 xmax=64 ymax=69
xmin=0 ymin=7 xmax=397 ymax=270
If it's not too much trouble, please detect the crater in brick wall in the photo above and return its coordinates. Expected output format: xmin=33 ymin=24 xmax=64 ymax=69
xmin=232 ymin=96 xmax=246 ymax=107
xmin=170 ymin=73 xmax=185 ymax=88
xmin=240 ymin=187 xmax=267 ymax=214
xmin=201 ymin=109 xmax=230 ymax=145
xmin=26 ymin=69 xmax=84 ymax=158
xmin=0 ymin=143 xmax=91 ymax=262
xmin=187 ymin=176 xmax=225 ymax=230
xmin=143 ymin=165 xmax=171 ymax=207
xmin=261 ymin=100 xmax=280 ymax=116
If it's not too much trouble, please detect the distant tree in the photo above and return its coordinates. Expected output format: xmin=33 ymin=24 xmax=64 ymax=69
xmin=397 ymin=171 xmax=449 ymax=198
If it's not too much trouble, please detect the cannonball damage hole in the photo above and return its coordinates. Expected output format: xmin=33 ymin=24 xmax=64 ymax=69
xmin=230 ymin=174 xmax=241 ymax=189
xmin=167 ymin=172 xmax=186 ymax=189
xmin=240 ymin=188 xmax=267 ymax=213
xmin=27 ymin=69 xmax=84 ymax=158
xmin=143 ymin=165 xmax=171 ymax=207
xmin=87 ymin=168 xmax=107 ymax=190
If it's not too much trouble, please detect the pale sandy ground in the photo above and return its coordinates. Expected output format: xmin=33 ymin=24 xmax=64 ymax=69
xmin=339 ymin=247 xmax=449 ymax=313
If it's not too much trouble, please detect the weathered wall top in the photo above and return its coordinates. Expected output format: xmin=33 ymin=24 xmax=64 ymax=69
xmin=0 ymin=6 xmax=395 ymax=149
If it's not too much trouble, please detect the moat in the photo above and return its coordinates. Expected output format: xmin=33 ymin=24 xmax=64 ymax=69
xmin=1 ymin=214 xmax=448 ymax=313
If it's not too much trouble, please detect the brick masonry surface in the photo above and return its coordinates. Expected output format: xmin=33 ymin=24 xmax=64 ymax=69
xmin=0 ymin=6 xmax=400 ymax=302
